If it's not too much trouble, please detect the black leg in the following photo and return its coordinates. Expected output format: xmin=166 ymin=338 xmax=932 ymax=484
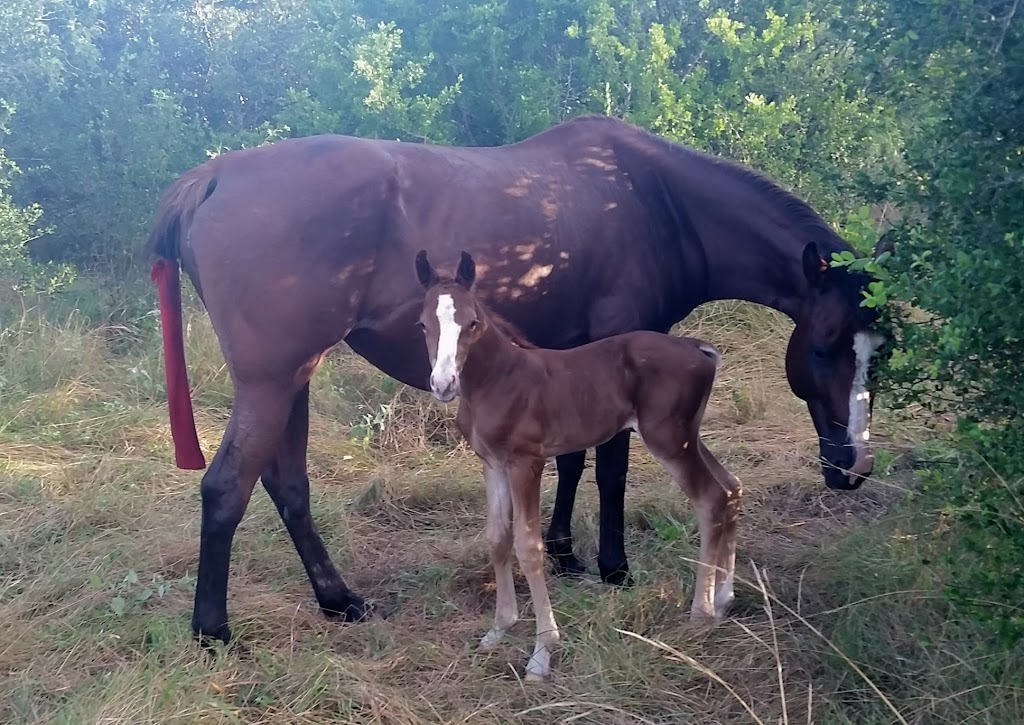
xmin=546 ymin=450 xmax=589 ymax=576
xmin=191 ymin=385 xmax=292 ymax=644
xmin=596 ymin=430 xmax=633 ymax=587
xmin=261 ymin=384 xmax=370 ymax=622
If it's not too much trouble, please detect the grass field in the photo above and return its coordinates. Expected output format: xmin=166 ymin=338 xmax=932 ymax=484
xmin=1 ymin=289 xmax=1021 ymax=724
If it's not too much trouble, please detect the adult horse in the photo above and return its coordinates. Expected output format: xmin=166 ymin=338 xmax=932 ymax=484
xmin=146 ymin=114 xmax=886 ymax=643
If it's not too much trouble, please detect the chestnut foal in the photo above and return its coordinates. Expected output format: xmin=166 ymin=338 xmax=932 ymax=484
xmin=415 ymin=250 xmax=742 ymax=681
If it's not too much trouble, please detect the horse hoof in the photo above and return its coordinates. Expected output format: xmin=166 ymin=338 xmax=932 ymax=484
xmin=322 ymin=595 xmax=375 ymax=623
xmin=546 ymin=545 xmax=588 ymax=578
xmin=599 ymin=564 xmax=634 ymax=588
xmin=524 ymin=669 xmax=548 ymax=683
xmin=192 ymin=621 xmax=231 ymax=647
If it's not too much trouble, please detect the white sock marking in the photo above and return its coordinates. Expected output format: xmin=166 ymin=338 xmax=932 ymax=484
xmin=714 ymin=572 xmax=735 ymax=619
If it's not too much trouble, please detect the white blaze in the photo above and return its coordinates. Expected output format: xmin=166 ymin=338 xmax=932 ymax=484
xmin=848 ymin=331 xmax=884 ymax=451
xmin=430 ymin=293 xmax=461 ymax=400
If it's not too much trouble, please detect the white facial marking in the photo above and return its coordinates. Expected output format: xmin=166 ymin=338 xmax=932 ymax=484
xmin=848 ymin=331 xmax=884 ymax=451
xmin=430 ymin=293 xmax=461 ymax=401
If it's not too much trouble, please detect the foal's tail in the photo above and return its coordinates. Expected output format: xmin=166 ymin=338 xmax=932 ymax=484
xmin=145 ymin=167 xmax=218 ymax=471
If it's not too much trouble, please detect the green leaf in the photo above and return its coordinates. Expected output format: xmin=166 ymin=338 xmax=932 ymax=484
xmin=109 ymin=596 xmax=126 ymax=616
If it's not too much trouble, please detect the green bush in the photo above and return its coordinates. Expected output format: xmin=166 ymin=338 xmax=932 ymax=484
xmin=845 ymin=1 xmax=1024 ymax=642
xmin=0 ymin=101 xmax=73 ymax=293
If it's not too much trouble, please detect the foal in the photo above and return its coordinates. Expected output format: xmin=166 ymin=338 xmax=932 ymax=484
xmin=415 ymin=250 xmax=742 ymax=681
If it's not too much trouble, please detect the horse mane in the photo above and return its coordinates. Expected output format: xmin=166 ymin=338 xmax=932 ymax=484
xmin=638 ymin=130 xmax=881 ymax=319
xmin=638 ymin=126 xmax=848 ymax=255
xmin=486 ymin=308 xmax=538 ymax=349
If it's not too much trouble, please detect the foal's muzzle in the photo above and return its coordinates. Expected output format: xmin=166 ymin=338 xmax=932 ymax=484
xmin=429 ymin=375 xmax=459 ymax=403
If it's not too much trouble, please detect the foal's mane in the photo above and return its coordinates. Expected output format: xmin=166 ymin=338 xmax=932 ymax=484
xmin=486 ymin=309 xmax=538 ymax=349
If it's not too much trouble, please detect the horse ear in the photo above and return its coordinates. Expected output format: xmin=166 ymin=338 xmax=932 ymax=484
xmin=874 ymin=230 xmax=896 ymax=259
xmin=455 ymin=251 xmax=476 ymax=289
xmin=415 ymin=250 xmax=438 ymax=288
xmin=802 ymin=242 xmax=827 ymax=287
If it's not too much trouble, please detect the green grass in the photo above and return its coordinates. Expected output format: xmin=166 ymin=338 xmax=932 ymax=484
xmin=1 ymin=296 xmax=1021 ymax=723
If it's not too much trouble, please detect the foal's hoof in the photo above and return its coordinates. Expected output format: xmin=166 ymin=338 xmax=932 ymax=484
xmin=322 ymin=594 xmax=375 ymax=623
xmin=479 ymin=629 xmax=505 ymax=651
xmin=713 ymin=597 xmax=735 ymax=621
xmin=689 ymin=608 xmax=717 ymax=625
xmin=524 ymin=670 xmax=548 ymax=683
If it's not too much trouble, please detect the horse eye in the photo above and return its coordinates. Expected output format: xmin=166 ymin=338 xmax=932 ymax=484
xmin=469 ymin=319 xmax=479 ymax=330
xmin=416 ymin=321 xmax=426 ymax=330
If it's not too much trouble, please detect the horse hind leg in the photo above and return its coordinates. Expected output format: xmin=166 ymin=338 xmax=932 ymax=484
xmin=191 ymin=381 xmax=296 ymax=644
xmin=260 ymin=382 xmax=370 ymax=623
xmin=697 ymin=440 xmax=741 ymax=619
xmin=640 ymin=422 xmax=729 ymax=623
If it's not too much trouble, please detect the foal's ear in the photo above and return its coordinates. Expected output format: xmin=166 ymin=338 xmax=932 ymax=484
xmin=415 ymin=250 xmax=439 ymax=288
xmin=455 ymin=251 xmax=476 ymax=289
xmin=802 ymin=242 xmax=827 ymax=288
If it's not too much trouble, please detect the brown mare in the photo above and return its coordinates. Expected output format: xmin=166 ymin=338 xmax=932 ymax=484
xmin=145 ymin=114 xmax=886 ymax=643
xmin=414 ymin=250 xmax=741 ymax=680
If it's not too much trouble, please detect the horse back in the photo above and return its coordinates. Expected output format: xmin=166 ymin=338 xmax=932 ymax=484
xmin=616 ymin=331 xmax=721 ymax=413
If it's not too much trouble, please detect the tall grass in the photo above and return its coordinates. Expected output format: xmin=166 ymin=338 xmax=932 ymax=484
xmin=1 ymin=288 xmax=1021 ymax=723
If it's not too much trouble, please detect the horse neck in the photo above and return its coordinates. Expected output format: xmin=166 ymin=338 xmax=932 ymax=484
xmin=460 ymin=312 xmax=530 ymax=398
xmin=651 ymin=143 xmax=855 ymax=321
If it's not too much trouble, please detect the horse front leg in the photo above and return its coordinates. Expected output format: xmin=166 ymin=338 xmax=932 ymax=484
xmin=546 ymin=450 xmax=589 ymax=576
xmin=595 ymin=430 xmax=634 ymax=587
xmin=510 ymin=456 xmax=560 ymax=681
xmin=260 ymin=383 xmax=370 ymax=623
xmin=480 ymin=463 xmax=517 ymax=650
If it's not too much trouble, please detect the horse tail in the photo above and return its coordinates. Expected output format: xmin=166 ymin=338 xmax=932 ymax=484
xmin=145 ymin=167 xmax=218 ymax=470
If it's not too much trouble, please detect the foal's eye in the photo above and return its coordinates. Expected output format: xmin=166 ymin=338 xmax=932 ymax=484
xmin=468 ymin=320 xmax=479 ymax=330
xmin=416 ymin=321 xmax=426 ymax=331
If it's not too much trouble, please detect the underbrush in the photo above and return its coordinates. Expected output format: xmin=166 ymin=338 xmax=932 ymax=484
xmin=1 ymin=289 xmax=1021 ymax=723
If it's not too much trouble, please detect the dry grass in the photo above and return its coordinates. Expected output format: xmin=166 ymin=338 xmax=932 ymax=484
xmin=1 ymin=299 xmax=1021 ymax=724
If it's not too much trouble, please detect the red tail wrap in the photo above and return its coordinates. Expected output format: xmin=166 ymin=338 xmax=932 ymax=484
xmin=150 ymin=258 xmax=207 ymax=470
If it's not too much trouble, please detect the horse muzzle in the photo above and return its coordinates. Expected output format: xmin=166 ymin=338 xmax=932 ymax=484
xmin=821 ymin=443 xmax=874 ymax=491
